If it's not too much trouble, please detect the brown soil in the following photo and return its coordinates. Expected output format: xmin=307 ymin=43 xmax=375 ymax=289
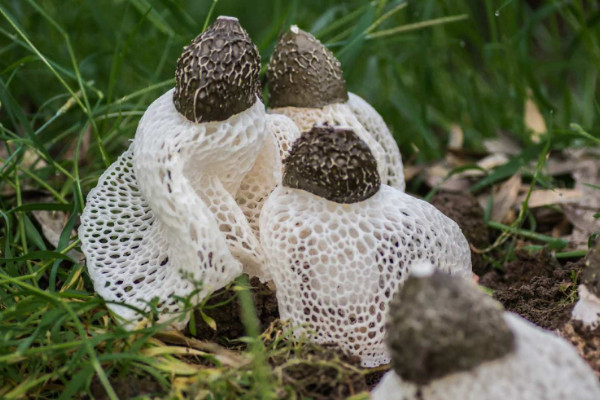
xmin=480 ymin=249 xmax=582 ymax=330
xmin=89 ymin=375 xmax=164 ymax=399
xmin=269 ymin=342 xmax=368 ymax=399
xmin=186 ymin=275 xmax=279 ymax=344
xmin=430 ymin=191 xmax=490 ymax=275
xmin=559 ymin=321 xmax=600 ymax=379
xmin=364 ymin=368 xmax=389 ymax=389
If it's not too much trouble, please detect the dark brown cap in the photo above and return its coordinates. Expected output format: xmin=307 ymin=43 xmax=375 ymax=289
xmin=283 ymin=124 xmax=380 ymax=203
xmin=387 ymin=271 xmax=515 ymax=385
xmin=267 ymin=26 xmax=348 ymax=108
xmin=173 ymin=16 xmax=261 ymax=123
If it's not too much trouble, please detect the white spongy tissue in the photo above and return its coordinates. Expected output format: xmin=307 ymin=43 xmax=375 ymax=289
xmin=236 ymin=114 xmax=300 ymax=266
xmin=269 ymin=103 xmax=390 ymax=185
xmin=571 ymin=285 xmax=600 ymax=329
xmin=346 ymin=93 xmax=405 ymax=192
xmin=259 ymin=185 xmax=471 ymax=367
xmin=371 ymin=313 xmax=600 ymax=400
xmin=80 ymin=89 xmax=268 ymax=326
xmin=265 ymin=113 xmax=301 ymax=159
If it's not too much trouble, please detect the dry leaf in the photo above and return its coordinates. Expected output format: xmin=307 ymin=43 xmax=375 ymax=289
xmin=483 ymin=133 xmax=521 ymax=156
xmin=447 ymin=124 xmax=463 ymax=150
xmin=519 ymin=189 xmax=583 ymax=208
xmin=403 ymin=165 xmax=424 ymax=181
xmin=491 ymin=174 xmax=521 ymax=223
xmin=424 ymin=164 xmax=471 ymax=191
xmin=525 ymin=90 xmax=546 ymax=143
xmin=31 ymin=209 xmax=83 ymax=262
xmin=424 ymin=154 xmax=510 ymax=192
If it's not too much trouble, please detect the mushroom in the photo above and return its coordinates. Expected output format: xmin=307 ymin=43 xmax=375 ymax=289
xmin=572 ymin=241 xmax=600 ymax=328
xmin=266 ymin=25 xmax=405 ymax=191
xmin=235 ymin=114 xmax=301 ymax=243
xmin=79 ymin=16 xmax=273 ymax=326
xmin=259 ymin=125 xmax=471 ymax=367
xmin=371 ymin=267 xmax=600 ymax=400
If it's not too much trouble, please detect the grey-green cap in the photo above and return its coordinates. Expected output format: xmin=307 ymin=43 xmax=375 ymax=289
xmin=283 ymin=124 xmax=380 ymax=204
xmin=386 ymin=270 xmax=515 ymax=385
xmin=267 ymin=26 xmax=348 ymax=108
xmin=173 ymin=16 xmax=261 ymax=123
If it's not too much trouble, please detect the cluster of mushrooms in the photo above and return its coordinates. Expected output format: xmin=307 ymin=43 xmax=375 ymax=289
xmin=79 ymin=16 xmax=600 ymax=398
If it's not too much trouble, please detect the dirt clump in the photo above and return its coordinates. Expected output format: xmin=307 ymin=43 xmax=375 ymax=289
xmin=269 ymin=342 xmax=368 ymax=399
xmin=430 ymin=191 xmax=490 ymax=275
xmin=480 ymin=249 xmax=582 ymax=330
xmin=559 ymin=321 xmax=600 ymax=379
xmin=187 ymin=275 xmax=279 ymax=344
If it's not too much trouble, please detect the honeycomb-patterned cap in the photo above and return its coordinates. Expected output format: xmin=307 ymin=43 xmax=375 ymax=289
xmin=283 ymin=124 xmax=380 ymax=204
xmin=386 ymin=271 xmax=515 ymax=385
xmin=173 ymin=16 xmax=261 ymax=123
xmin=267 ymin=26 xmax=348 ymax=108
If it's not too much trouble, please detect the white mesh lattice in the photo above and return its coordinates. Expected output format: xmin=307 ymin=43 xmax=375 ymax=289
xmin=133 ymin=90 xmax=267 ymax=277
xmin=572 ymin=285 xmax=600 ymax=329
xmin=80 ymin=89 xmax=270 ymax=326
xmin=371 ymin=313 xmax=600 ymax=400
xmin=347 ymin=93 xmax=405 ymax=191
xmin=269 ymin=104 xmax=389 ymax=184
xmin=259 ymin=185 xmax=471 ymax=367
xmin=80 ymin=147 xmax=240 ymax=327
xmin=235 ymin=114 xmax=300 ymax=280
xmin=265 ymin=113 xmax=301 ymax=159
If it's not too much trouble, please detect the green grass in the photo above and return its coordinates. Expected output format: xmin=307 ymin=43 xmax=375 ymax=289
xmin=1 ymin=0 xmax=599 ymax=398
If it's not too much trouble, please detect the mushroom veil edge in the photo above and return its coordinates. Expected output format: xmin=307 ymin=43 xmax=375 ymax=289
xmin=258 ymin=125 xmax=471 ymax=367
xmin=267 ymin=25 xmax=405 ymax=191
xmin=79 ymin=16 xmax=271 ymax=328
xmin=372 ymin=270 xmax=600 ymax=400
xmin=572 ymin=240 xmax=600 ymax=329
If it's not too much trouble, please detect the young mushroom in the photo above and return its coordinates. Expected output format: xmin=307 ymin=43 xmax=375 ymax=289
xmin=372 ymin=266 xmax=600 ymax=400
xmin=267 ymin=25 xmax=405 ymax=191
xmin=572 ymin=240 xmax=600 ymax=328
xmin=259 ymin=124 xmax=471 ymax=367
xmin=80 ymin=16 xmax=274 ymax=326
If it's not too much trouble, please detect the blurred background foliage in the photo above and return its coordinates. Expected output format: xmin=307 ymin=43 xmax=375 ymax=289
xmin=1 ymin=0 xmax=598 ymax=166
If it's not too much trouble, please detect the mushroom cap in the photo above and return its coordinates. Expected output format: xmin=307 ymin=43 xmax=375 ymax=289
xmin=372 ymin=313 xmax=600 ymax=400
xmin=282 ymin=124 xmax=380 ymax=204
xmin=173 ymin=16 xmax=261 ymax=123
xmin=267 ymin=26 xmax=348 ymax=108
xmin=386 ymin=271 xmax=514 ymax=385
xmin=259 ymin=184 xmax=472 ymax=367
xmin=270 ymin=104 xmax=390 ymax=184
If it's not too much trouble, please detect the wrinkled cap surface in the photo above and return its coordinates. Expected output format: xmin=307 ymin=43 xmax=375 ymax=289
xmin=267 ymin=26 xmax=348 ymax=108
xmin=283 ymin=124 xmax=380 ymax=204
xmin=387 ymin=272 xmax=515 ymax=385
xmin=582 ymin=239 xmax=600 ymax=298
xmin=173 ymin=16 xmax=261 ymax=123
